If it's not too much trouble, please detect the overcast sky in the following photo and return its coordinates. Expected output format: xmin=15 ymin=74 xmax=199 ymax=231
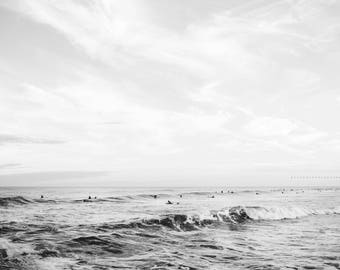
xmin=0 ymin=0 xmax=340 ymax=186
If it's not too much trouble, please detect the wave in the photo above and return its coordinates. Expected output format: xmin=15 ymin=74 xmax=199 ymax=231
xmin=1 ymin=196 xmax=339 ymax=224
xmin=69 ymin=193 xmax=174 ymax=204
xmin=0 ymin=196 xmax=33 ymax=206
xmin=181 ymin=191 xmax=212 ymax=196
xmin=0 ymin=196 xmax=58 ymax=207
xmin=0 ymin=193 xmax=173 ymax=207
xmin=96 ymin=214 xmax=214 ymax=232
xmin=216 ymin=205 xmax=340 ymax=222
xmin=0 ymin=195 xmax=141 ymax=206
xmin=0 ymin=205 xmax=338 ymax=237
xmin=94 ymin=205 xmax=340 ymax=232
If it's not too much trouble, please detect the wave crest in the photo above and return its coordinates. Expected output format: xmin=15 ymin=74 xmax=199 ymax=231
xmin=216 ymin=205 xmax=340 ymax=222
xmin=144 ymin=205 xmax=339 ymax=229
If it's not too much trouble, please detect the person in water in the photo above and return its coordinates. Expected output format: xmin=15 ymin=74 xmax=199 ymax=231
xmin=153 ymin=195 xmax=157 ymax=199
xmin=88 ymin=196 xmax=91 ymax=200
xmin=40 ymin=195 xmax=44 ymax=199
xmin=167 ymin=200 xmax=173 ymax=204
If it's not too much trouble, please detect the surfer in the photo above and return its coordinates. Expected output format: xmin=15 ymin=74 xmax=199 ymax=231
xmin=167 ymin=200 xmax=173 ymax=204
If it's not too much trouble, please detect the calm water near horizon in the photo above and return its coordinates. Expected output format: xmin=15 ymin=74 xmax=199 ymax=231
xmin=0 ymin=186 xmax=339 ymax=269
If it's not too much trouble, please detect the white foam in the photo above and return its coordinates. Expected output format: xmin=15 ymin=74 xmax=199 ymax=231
xmin=36 ymin=258 xmax=78 ymax=270
xmin=216 ymin=205 xmax=340 ymax=221
xmin=0 ymin=238 xmax=33 ymax=257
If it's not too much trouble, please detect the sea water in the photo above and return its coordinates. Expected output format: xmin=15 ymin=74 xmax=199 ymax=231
xmin=0 ymin=186 xmax=339 ymax=269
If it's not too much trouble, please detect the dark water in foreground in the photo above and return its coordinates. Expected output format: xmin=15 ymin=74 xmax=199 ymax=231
xmin=0 ymin=186 xmax=339 ymax=270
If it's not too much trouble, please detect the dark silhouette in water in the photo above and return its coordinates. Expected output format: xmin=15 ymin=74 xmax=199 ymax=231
xmin=88 ymin=196 xmax=91 ymax=200
xmin=167 ymin=200 xmax=173 ymax=205
xmin=179 ymin=194 xmax=182 ymax=198
xmin=229 ymin=206 xmax=251 ymax=223
xmin=40 ymin=195 xmax=44 ymax=199
xmin=153 ymin=195 xmax=157 ymax=199
xmin=221 ymin=190 xmax=223 ymax=193
xmin=95 ymin=196 xmax=97 ymax=199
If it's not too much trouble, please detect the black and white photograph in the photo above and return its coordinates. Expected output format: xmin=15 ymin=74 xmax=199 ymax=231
xmin=0 ymin=0 xmax=339 ymax=269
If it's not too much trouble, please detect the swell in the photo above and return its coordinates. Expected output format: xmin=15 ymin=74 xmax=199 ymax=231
xmin=0 ymin=196 xmax=33 ymax=207
xmin=1 ymin=205 xmax=338 ymax=235
xmin=0 ymin=196 xmax=58 ymax=207
xmin=1 ymin=194 xmax=339 ymax=224
xmin=0 ymin=193 xmax=173 ymax=207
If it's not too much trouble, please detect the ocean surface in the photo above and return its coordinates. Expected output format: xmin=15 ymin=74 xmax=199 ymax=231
xmin=0 ymin=186 xmax=339 ymax=270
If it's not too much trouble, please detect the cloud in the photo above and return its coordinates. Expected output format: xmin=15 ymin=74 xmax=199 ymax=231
xmin=0 ymin=0 xmax=270 ymax=81
xmin=0 ymin=170 xmax=110 ymax=186
xmin=244 ymin=116 xmax=328 ymax=148
xmin=0 ymin=134 xmax=65 ymax=145
xmin=0 ymin=0 xmax=339 ymax=184
xmin=0 ymin=163 xmax=21 ymax=169
xmin=245 ymin=117 xmax=297 ymax=137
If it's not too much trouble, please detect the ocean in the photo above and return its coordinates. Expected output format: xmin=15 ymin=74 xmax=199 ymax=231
xmin=0 ymin=186 xmax=339 ymax=270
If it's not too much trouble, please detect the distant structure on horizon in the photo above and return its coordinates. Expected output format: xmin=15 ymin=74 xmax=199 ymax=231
xmin=290 ymin=176 xmax=340 ymax=179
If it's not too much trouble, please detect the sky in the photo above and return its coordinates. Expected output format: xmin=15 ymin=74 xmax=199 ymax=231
xmin=0 ymin=0 xmax=340 ymax=186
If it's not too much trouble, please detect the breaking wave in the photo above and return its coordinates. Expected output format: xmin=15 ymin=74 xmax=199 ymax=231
xmin=1 ymin=195 xmax=338 ymax=223
xmin=93 ymin=205 xmax=340 ymax=232
xmin=216 ymin=205 xmax=340 ymax=222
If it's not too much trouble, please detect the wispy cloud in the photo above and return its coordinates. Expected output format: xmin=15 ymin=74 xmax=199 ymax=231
xmin=0 ymin=134 xmax=65 ymax=145
xmin=0 ymin=170 xmax=110 ymax=186
xmin=0 ymin=163 xmax=21 ymax=169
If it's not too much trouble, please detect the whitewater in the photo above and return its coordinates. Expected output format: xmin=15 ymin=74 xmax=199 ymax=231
xmin=0 ymin=186 xmax=339 ymax=269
